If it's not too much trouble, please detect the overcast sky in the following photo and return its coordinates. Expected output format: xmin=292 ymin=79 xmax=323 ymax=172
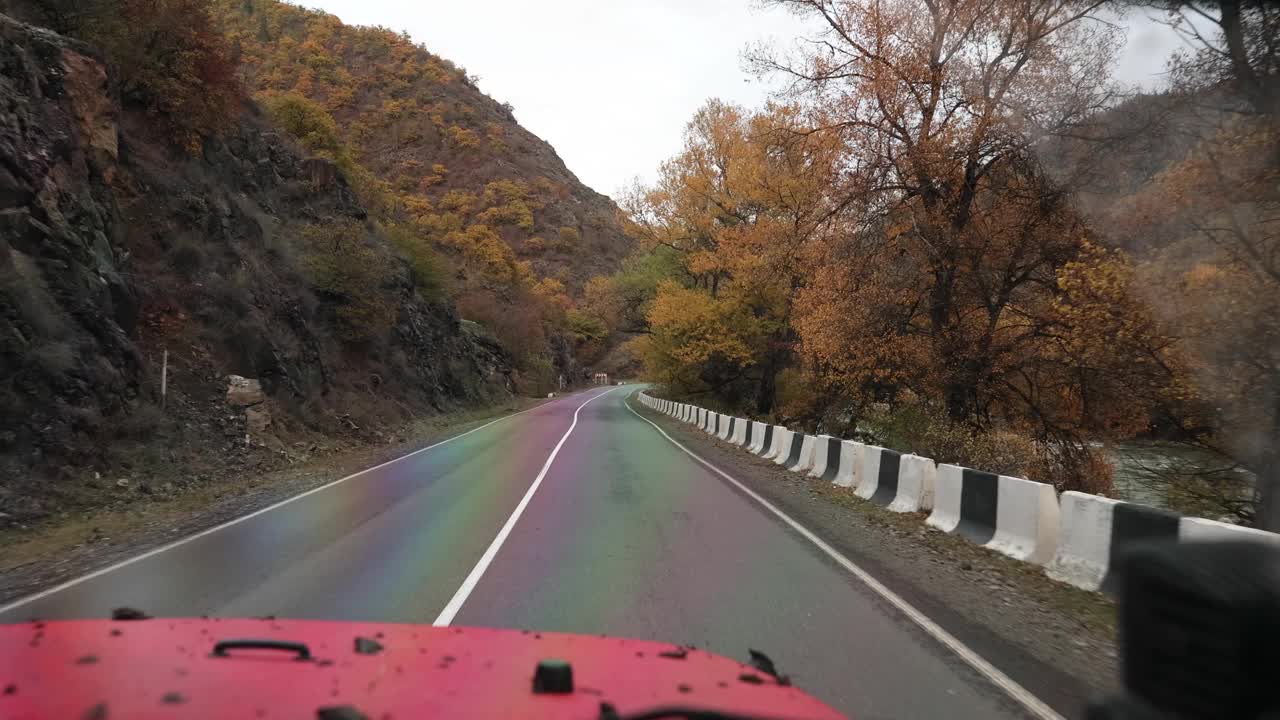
xmin=301 ymin=0 xmax=1190 ymax=199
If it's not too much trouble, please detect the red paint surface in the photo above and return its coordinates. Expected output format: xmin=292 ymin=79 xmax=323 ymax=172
xmin=0 ymin=618 xmax=846 ymax=719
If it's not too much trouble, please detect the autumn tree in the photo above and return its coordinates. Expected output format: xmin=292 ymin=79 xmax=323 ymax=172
xmin=32 ymin=0 xmax=240 ymax=150
xmin=755 ymin=0 xmax=1122 ymax=421
xmin=624 ymin=100 xmax=845 ymax=411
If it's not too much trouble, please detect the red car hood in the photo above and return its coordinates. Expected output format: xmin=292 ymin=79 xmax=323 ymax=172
xmin=0 ymin=618 xmax=845 ymax=719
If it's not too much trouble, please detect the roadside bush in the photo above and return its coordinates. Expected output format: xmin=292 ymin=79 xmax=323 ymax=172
xmin=521 ymin=236 xmax=548 ymax=255
xmin=512 ymin=354 xmax=556 ymax=397
xmin=864 ymin=401 xmax=1114 ymax=495
xmin=265 ymin=93 xmax=346 ymax=159
xmin=382 ymin=222 xmax=448 ymax=303
xmin=108 ymin=401 xmax=166 ymax=441
xmin=296 ymin=221 xmax=397 ymax=343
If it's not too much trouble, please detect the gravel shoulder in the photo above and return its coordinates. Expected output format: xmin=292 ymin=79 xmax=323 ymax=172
xmin=0 ymin=394 xmax=562 ymax=608
xmin=632 ymin=397 xmax=1119 ymax=720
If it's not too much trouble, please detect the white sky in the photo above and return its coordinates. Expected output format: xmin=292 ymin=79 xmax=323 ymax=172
xmin=300 ymin=0 xmax=1191 ymax=199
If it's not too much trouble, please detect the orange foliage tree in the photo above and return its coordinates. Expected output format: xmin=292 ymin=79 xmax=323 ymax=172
xmin=38 ymin=0 xmax=241 ymax=150
xmin=623 ymin=101 xmax=845 ymax=411
xmin=726 ymin=0 xmax=1178 ymax=489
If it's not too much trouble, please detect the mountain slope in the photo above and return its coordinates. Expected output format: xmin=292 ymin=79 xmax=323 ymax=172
xmin=215 ymin=0 xmax=633 ymax=295
xmin=0 ymin=10 xmax=511 ymax=522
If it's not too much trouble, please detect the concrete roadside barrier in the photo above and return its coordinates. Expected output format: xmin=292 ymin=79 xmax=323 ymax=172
xmin=755 ymin=425 xmax=778 ymax=456
xmin=733 ymin=418 xmax=750 ymax=446
xmin=887 ymin=454 xmax=936 ymax=513
xmin=1180 ymin=516 xmax=1280 ymax=545
xmin=718 ymin=415 xmax=735 ymax=441
xmin=1048 ymin=496 xmax=1280 ymax=592
xmin=787 ymin=434 xmax=817 ymax=473
xmin=770 ymin=429 xmax=797 ymax=465
xmin=808 ymin=436 xmax=843 ymax=482
xmin=1047 ymin=492 xmax=1124 ymax=591
xmin=989 ymin=475 xmax=1059 ymax=565
xmin=833 ymin=441 xmax=860 ymax=487
xmin=927 ymin=465 xmax=988 ymax=540
xmin=926 ymin=465 xmax=1058 ymax=566
xmin=854 ymin=445 xmax=897 ymax=502
xmin=708 ymin=413 xmax=722 ymax=435
xmin=1050 ymin=497 xmax=1179 ymax=591
xmin=746 ymin=422 xmax=767 ymax=453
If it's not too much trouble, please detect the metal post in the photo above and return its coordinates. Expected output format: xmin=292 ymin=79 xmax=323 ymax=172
xmin=160 ymin=349 xmax=168 ymax=410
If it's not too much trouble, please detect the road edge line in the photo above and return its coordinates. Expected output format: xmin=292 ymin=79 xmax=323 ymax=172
xmin=0 ymin=393 xmax=582 ymax=617
xmin=624 ymin=394 xmax=1064 ymax=720
xmin=433 ymin=387 xmax=618 ymax=626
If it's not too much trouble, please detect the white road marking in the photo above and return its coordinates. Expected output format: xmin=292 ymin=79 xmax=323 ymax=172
xmin=433 ymin=387 xmax=617 ymax=626
xmin=0 ymin=393 xmax=588 ymax=618
xmin=624 ymin=394 xmax=1065 ymax=720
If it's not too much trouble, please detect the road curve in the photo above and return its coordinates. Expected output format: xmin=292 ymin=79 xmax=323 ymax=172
xmin=0 ymin=387 xmax=1034 ymax=718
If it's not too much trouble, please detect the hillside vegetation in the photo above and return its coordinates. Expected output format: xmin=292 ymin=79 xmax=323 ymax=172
xmin=3 ymin=0 xmax=609 ymax=522
xmin=213 ymin=0 xmax=633 ymax=383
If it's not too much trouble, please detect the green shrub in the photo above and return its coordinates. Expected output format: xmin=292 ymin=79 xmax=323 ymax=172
xmin=863 ymin=400 xmax=1114 ymax=494
xmin=264 ymin=93 xmax=345 ymax=158
xmin=382 ymin=222 xmax=448 ymax=303
xmin=297 ymin=220 xmax=397 ymax=343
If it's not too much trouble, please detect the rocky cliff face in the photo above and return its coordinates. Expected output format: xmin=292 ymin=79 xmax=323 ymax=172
xmin=0 ymin=14 xmax=512 ymax=522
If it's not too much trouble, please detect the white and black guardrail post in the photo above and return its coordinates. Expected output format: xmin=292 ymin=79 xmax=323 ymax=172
xmin=1048 ymin=493 xmax=1280 ymax=592
xmin=927 ymin=465 xmax=1059 ymax=566
xmin=787 ymin=434 xmax=817 ymax=473
xmin=808 ymin=436 xmax=844 ymax=483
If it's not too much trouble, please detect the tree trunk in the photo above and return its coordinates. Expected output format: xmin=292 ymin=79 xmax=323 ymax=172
xmin=755 ymin=345 xmax=785 ymax=415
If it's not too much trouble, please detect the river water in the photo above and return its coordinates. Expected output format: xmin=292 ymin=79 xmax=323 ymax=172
xmin=1108 ymin=442 xmax=1254 ymax=518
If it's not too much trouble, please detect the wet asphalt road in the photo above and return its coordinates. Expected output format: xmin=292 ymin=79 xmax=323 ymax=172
xmin=0 ymin=387 xmax=1033 ymax=719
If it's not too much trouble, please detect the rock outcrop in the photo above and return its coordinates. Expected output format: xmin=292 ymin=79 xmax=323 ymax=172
xmin=0 ymin=14 xmax=513 ymax=522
